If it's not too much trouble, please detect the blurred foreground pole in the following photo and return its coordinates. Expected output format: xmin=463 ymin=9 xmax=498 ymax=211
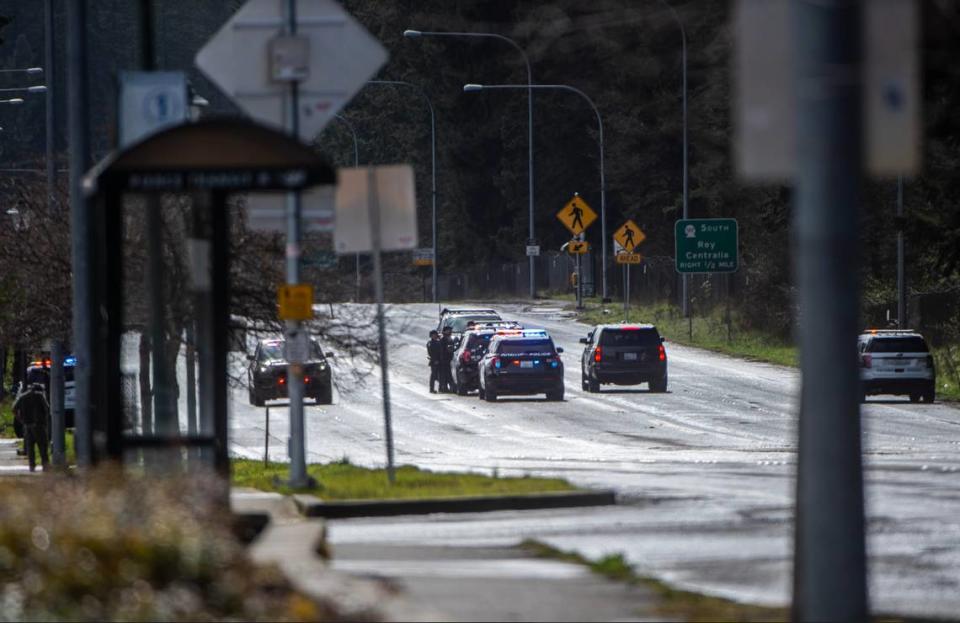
xmin=68 ymin=0 xmax=92 ymax=466
xmin=791 ymin=1 xmax=868 ymax=620
xmin=46 ymin=0 xmax=66 ymax=468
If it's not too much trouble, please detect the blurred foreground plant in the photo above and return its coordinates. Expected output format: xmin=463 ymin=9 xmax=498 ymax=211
xmin=0 ymin=466 xmax=339 ymax=622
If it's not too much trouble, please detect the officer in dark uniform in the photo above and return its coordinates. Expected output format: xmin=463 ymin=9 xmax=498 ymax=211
xmin=426 ymin=330 xmax=444 ymax=393
xmin=13 ymin=383 xmax=50 ymax=471
xmin=439 ymin=326 xmax=456 ymax=393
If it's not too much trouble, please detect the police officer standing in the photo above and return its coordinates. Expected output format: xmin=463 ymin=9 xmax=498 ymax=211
xmin=13 ymin=383 xmax=50 ymax=472
xmin=426 ymin=330 xmax=444 ymax=393
xmin=439 ymin=326 xmax=456 ymax=393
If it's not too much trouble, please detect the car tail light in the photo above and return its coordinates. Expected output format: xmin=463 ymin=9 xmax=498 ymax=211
xmin=278 ymin=377 xmax=286 ymax=385
xmin=461 ymin=350 xmax=472 ymax=363
xmin=861 ymin=354 xmax=872 ymax=368
xmin=512 ymin=359 xmax=520 ymax=366
xmin=593 ymin=347 xmax=602 ymax=362
xmin=304 ymin=377 xmax=310 ymax=384
xmin=658 ymin=344 xmax=666 ymax=362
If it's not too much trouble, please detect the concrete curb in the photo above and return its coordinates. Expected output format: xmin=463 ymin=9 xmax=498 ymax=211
xmin=292 ymin=489 xmax=616 ymax=519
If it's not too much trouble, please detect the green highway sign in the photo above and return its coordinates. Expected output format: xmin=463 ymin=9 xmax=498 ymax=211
xmin=675 ymin=218 xmax=739 ymax=273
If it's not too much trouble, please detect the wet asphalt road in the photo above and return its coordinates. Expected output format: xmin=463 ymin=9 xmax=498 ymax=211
xmin=226 ymin=302 xmax=960 ymax=618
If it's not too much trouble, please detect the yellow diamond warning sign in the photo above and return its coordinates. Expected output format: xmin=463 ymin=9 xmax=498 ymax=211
xmin=556 ymin=194 xmax=597 ymax=236
xmin=278 ymin=284 xmax=314 ymax=320
xmin=613 ymin=220 xmax=645 ymax=252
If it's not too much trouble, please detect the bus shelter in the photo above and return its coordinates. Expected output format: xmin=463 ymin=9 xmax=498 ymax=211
xmin=81 ymin=119 xmax=335 ymax=474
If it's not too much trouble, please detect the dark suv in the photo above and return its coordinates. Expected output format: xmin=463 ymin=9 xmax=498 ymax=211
xmin=580 ymin=324 xmax=667 ymax=393
xmin=247 ymin=338 xmax=333 ymax=406
xmin=478 ymin=331 xmax=564 ymax=401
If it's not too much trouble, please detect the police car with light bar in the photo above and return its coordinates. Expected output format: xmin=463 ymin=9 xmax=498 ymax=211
xmin=477 ymin=329 xmax=565 ymax=402
xmin=858 ymin=328 xmax=935 ymax=403
xmin=449 ymin=322 xmax=524 ymax=395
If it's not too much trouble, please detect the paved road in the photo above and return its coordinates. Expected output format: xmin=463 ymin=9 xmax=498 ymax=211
xmin=227 ymin=302 xmax=960 ymax=618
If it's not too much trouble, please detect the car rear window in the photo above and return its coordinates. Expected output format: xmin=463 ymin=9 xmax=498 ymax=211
xmin=446 ymin=315 xmax=501 ymax=332
xmin=599 ymin=329 xmax=661 ymax=347
xmin=497 ymin=339 xmax=555 ymax=355
xmin=868 ymin=337 xmax=929 ymax=353
xmin=466 ymin=333 xmax=493 ymax=349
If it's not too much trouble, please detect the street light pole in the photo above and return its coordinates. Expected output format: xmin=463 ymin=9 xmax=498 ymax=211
xmin=897 ymin=175 xmax=905 ymax=327
xmin=404 ymin=29 xmax=538 ymax=299
xmin=334 ymin=114 xmax=362 ymax=302
xmin=463 ymin=83 xmax=606 ymax=300
xmin=367 ymin=79 xmax=438 ymax=303
xmin=656 ymin=0 xmax=689 ymax=320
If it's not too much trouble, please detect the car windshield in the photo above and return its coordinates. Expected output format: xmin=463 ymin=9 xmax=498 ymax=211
xmin=599 ymin=329 xmax=661 ymax=347
xmin=869 ymin=337 xmax=929 ymax=353
xmin=260 ymin=342 xmax=284 ymax=360
xmin=446 ymin=315 xmax=501 ymax=332
xmin=497 ymin=339 xmax=555 ymax=355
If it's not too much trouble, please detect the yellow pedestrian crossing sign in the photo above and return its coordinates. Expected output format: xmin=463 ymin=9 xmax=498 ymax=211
xmin=614 ymin=220 xmax=645 ymax=252
xmin=567 ymin=240 xmax=589 ymax=255
xmin=556 ymin=193 xmax=597 ymax=236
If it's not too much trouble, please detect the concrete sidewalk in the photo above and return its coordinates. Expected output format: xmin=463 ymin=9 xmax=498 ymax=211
xmin=234 ymin=488 xmax=661 ymax=622
xmin=232 ymin=488 xmax=446 ymax=621
xmin=0 ymin=437 xmax=34 ymax=475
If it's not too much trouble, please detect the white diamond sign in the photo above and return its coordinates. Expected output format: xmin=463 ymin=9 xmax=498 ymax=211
xmin=195 ymin=0 xmax=388 ymax=142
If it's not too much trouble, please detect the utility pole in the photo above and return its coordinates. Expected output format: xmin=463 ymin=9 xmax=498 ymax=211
xmin=68 ymin=0 xmax=92 ymax=466
xmin=45 ymin=0 xmax=66 ymax=468
xmin=791 ymin=1 xmax=868 ymax=620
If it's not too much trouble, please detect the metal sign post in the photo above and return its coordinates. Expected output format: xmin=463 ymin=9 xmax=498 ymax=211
xmin=368 ymin=166 xmax=396 ymax=484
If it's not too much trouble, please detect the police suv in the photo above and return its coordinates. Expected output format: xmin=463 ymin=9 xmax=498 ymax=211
xmin=478 ymin=330 xmax=564 ymax=402
xmin=858 ymin=329 xmax=935 ymax=403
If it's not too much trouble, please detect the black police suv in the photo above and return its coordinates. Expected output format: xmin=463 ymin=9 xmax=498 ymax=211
xmin=478 ymin=331 xmax=564 ymax=401
xmin=437 ymin=308 xmax=503 ymax=340
xmin=580 ymin=324 xmax=667 ymax=393
xmin=247 ymin=338 xmax=333 ymax=406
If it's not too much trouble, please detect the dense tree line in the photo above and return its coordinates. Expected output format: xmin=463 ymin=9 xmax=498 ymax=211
xmin=0 ymin=1 xmax=958 ymax=350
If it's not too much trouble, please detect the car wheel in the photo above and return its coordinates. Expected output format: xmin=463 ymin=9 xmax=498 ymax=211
xmin=546 ymin=385 xmax=564 ymax=401
xmin=923 ymin=390 xmax=936 ymax=404
xmin=588 ymin=376 xmax=600 ymax=393
xmin=456 ymin=375 xmax=469 ymax=396
xmin=485 ymin=384 xmax=498 ymax=402
xmin=649 ymin=374 xmax=668 ymax=393
xmin=581 ymin=372 xmax=588 ymax=391
xmin=317 ymin=384 xmax=333 ymax=405
xmin=477 ymin=385 xmax=485 ymax=400
xmin=909 ymin=392 xmax=921 ymax=403
xmin=251 ymin=388 xmax=265 ymax=407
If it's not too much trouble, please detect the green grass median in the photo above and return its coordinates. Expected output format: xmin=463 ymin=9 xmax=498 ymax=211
xmin=232 ymin=458 xmax=577 ymax=498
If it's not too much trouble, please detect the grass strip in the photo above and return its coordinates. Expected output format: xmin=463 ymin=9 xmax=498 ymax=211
xmin=232 ymin=458 xmax=576 ymax=498
xmin=520 ymin=539 xmax=788 ymax=622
